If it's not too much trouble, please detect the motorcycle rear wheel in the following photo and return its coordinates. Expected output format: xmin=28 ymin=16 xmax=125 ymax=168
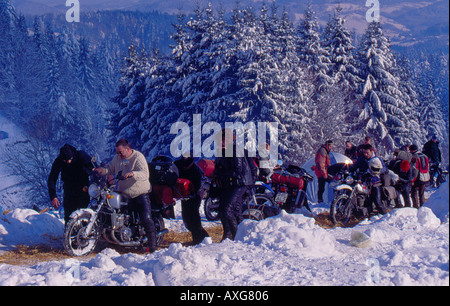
xmin=204 ymin=197 xmax=220 ymax=221
xmin=64 ymin=212 xmax=100 ymax=256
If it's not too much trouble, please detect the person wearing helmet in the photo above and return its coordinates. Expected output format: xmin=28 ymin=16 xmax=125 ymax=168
xmin=350 ymin=144 xmax=388 ymax=215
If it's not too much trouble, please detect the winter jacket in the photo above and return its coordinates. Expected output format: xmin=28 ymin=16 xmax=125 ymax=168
xmin=215 ymin=145 xmax=257 ymax=187
xmin=423 ymin=140 xmax=441 ymax=164
xmin=48 ymin=144 xmax=92 ymax=200
xmin=392 ymin=162 xmax=417 ymax=187
xmin=98 ymin=149 xmax=151 ymax=199
xmin=314 ymin=145 xmax=331 ymax=178
xmin=174 ymin=158 xmax=203 ymax=192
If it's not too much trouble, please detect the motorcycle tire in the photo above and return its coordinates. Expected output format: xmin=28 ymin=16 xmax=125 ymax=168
xmin=153 ymin=214 xmax=166 ymax=246
xmin=436 ymin=170 xmax=448 ymax=188
xmin=243 ymin=194 xmax=275 ymax=220
xmin=242 ymin=208 xmax=264 ymax=221
xmin=64 ymin=211 xmax=100 ymax=256
xmin=330 ymin=194 xmax=352 ymax=225
xmin=204 ymin=196 xmax=220 ymax=221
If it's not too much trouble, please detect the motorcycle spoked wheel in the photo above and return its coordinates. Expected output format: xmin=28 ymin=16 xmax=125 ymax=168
xmin=64 ymin=212 xmax=100 ymax=256
xmin=242 ymin=194 xmax=274 ymax=221
xmin=242 ymin=208 xmax=264 ymax=221
xmin=330 ymin=194 xmax=352 ymax=225
xmin=153 ymin=215 xmax=166 ymax=246
xmin=204 ymin=197 xmax=220 ymax=221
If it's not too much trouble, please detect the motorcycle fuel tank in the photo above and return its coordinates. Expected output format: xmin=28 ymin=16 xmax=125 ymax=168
xmin=108 ymin=191 xmax=129 ymax=209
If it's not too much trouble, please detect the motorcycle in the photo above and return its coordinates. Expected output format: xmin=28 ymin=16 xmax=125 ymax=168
xmin=63 ymin=156 xmax=194 ymax=256
xmin=330 ymin=164 xmax=370 ymax=225
xmin=268 ymin=161 xmax=314 ymax=214
xmin=430 ymin=163 xmax=449 ymax=188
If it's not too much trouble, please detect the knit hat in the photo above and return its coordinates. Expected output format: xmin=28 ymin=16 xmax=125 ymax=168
xmin=60 ymin=144 xmax=74 ymax=162
xmin=400 ymin=160 xmax=410 ymax=172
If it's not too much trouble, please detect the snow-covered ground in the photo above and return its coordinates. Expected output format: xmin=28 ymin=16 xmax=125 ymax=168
xmin=0 ymin=181 xmax=448 ymax=286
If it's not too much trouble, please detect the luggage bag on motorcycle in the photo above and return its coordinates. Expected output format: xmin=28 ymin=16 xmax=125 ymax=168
xmin=149 ymin=156 xmax=179 ymax=186
xmin=197 ymin=159 xmax=215 ymax=178
xmin=173 ymin=178 xmax=195 ymax=198
xmin=272 ymin=173 xmax=304 ymax=189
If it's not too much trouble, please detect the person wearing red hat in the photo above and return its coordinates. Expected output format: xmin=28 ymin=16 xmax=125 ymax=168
xmin=392 ymin=159 xmax=417 ymax=208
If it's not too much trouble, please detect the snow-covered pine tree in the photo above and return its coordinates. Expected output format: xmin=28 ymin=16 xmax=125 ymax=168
xmin=419 ymin=79 xmax=448 ymax=144
xmin=140 ymin=48 xmax=179 ymax=158
xmin=270 ymin=6 xmax=316 ymax=163
xmin=296 ymin=2 xmax=331 ymax=95
xmin=323 ymin=6 xmax=361 ymax=89
xmin=395 ymin=55 xmax=427 ymax=147
xmin=0 ymin=0 xmax=25 ymax=120
xmin=110 ymin=41 xmax=150 ymax=149
xmin=355 ymin=21 xmax=415 ymax=157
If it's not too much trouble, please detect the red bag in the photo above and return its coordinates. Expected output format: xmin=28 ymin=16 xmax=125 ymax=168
xmin=197 ymin=159 xmax=215 ymax=178
xmin=173 ymin=178 xmax=195 ymax=198
xmin=152 ymin=185 xmax=174 ymax=206
xmin=272 ymin=173 xmax=304 ymax=189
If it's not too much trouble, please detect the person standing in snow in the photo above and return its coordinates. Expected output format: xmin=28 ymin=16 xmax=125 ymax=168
xmin=392 ymin=160 xmax=416 ymax=208
xmin=314 ymin=140 xmax=333 ymax=203
xmin=349 ymin=144 xmax=388 ymax=215
xmin=422 ymin=135 xmax=442 ymax=187
xmin=48 ymin=144 xmax=92 ymax=223
xmin=410 ymin=144 xmax=427 ymax=208
xmin=94 ymin=138 xmax=157 ymax=252
xmin=174 ymin=155 xmax=210 ymax=245
xmin=214 ymin=129 xmax=258 ymax=241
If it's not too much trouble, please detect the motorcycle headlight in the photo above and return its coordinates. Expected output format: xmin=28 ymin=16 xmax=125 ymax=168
xmin=345 ymin=176 xmax=354 ymax=185
xmin=88 ymin=184 xmax=101 ymax=198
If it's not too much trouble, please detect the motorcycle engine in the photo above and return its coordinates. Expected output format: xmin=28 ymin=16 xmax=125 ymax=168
xmin=118 ymin=226 xmax=133 ymax=242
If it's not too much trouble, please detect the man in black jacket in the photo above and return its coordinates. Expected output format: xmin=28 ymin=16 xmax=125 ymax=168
xmin=175 ymin=156 xmax=209 ymax=245
xmin=214 ymin=129 xmax=258 ymax=241
xmin=48 ymin=144 xmax=92 ymax=223
xmin=423 ymin=135 xmax=442 ymax=187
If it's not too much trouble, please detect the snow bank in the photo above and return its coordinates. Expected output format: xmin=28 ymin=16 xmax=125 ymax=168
xmin=424 ymin=181 xmax=449 ymax=222
xmin=235 ymin=211 xmax=339 ymax=258
xmin=0 ymin=209 xmax=64 ymax=250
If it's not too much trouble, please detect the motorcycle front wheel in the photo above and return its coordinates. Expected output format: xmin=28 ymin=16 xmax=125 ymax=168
xmin=64 ymin=212 xmax=100 ymax=256
xmin=330 ymin=194 xmax=352 ymax=225
xmin=243 ymin=194 xmax=275 ymax=220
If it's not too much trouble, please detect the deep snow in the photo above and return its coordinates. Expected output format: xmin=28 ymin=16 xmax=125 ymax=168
xmin=0 ymin=182 xmax=448 ymax=286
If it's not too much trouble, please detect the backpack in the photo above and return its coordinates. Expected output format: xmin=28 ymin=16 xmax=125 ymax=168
xmin=415 ymin=153 xmax=430 ymax=182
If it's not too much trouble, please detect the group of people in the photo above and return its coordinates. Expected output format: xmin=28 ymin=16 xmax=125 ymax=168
xmin=47 ymin=130 xmax=258 ymax=252
xmin=315 ymin=135 xmax=443 ymax=216
xmin=48 ymin=133 xmax=443 ymax=252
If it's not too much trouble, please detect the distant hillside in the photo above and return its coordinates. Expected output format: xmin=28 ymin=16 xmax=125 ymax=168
xmin=13 ymin=0 xmax=449 ymax=49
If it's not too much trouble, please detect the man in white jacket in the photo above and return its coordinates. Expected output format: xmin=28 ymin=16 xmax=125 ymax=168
xmin=95 ymin=139 xmax=156 ymax=252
